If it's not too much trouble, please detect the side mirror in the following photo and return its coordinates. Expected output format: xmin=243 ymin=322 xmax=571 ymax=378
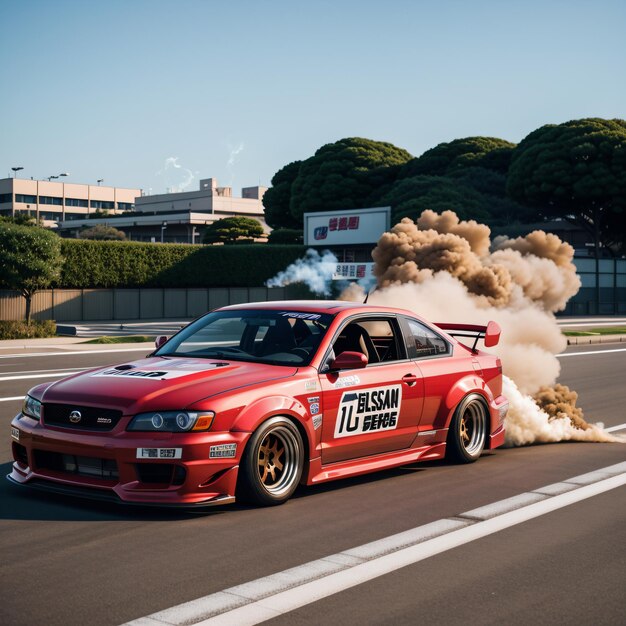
xmin=484 ymin=321 xmax=501 ymax=348
xmin=155 ymin=335 xmax=168 ymax=349
xmin=331 ymin=351 xmax=368 ymax=371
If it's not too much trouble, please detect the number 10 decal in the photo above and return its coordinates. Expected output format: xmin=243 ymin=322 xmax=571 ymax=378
xmin=334 ymin=385 xmax=402 ymax=439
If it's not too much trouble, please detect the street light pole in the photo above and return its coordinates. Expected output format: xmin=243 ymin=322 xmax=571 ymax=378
xmin=11 ymin=166 xmax=24 ymax=178
xmin=161 ymin=221 xmax=168 ymax=243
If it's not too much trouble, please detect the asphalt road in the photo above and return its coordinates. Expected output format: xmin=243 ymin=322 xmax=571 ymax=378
xmin=0 ymin=343 xmax=624 ymax=626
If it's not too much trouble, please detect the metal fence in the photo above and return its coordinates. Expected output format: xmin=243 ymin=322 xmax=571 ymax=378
xmin=0 ymin=287 xmax=298 ymax=322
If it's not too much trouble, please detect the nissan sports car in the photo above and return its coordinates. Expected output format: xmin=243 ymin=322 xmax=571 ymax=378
xmin=8 ymin=301 xmax=508 ymax=507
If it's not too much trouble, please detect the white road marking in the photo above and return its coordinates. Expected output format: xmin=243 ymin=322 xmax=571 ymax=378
xmin=557 ymin=348 xmax=626 ymax=358
xmin=605 ymin=423 xmax=626 ymax=433
xmin=0 ymin=371 xmax=87 ymax=382
xmin=123 ymin=462 xmax=626 ymax=626
xmin=2 ymin=367 xmax=87 ymax=376
xmin=0 ymin=348 xmax=151 ymax=359
xmin=0 ymin=396 xmax=24 ymax=402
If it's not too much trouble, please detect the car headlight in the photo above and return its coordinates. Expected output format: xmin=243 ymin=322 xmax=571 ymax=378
xmin=127 ymin=411 xmax=214 ymax=432
xmin=22 ymin=395 xmax=42 ymax=421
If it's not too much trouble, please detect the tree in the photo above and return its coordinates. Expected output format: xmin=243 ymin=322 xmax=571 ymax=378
xmin=507 ymin=118 xmax=626 ymax=254
xmin=0 ymin=213 xmax=38 ymax=226
xmin=262 ymin=160 xmax=302 ymax=229
xmin=203 ymin=217 xmax=265 ymax=244
xmin=267 ymin=228 xmax=303 ymax=244
xmin=79 ymin=224 xmax=126 ymax=240
xmin=401 ymin=136 xmax=516 ymax=178
xmin=0 ymin=223 xmax=63 ymax=322
xmin=376 ymin=175 xmax=492 ymax=224
xmin=288 ymin=137 xmax=412 ymax=222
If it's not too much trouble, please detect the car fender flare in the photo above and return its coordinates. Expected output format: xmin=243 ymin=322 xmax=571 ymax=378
xmin=443 ymin=375 xmax=493 ymax=429
xmin=230 ymin=395 xmax=315 ymax=457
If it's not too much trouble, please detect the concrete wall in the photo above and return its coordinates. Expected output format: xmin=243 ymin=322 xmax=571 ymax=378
xmin=0 ymin=287 xmax=293 ymax=322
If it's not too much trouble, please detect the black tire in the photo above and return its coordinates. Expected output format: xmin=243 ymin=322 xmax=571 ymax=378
xmin=446 ymin=394 xmax=488 ymax=464
xmin=237 ymin=416 xmax=304 ymax=506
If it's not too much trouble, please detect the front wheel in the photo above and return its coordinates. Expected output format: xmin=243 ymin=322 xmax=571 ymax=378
xmin=237 ymin=417 xmax=304 ymax=506
xmin=446 ymin=394 xmax=487 ymax=463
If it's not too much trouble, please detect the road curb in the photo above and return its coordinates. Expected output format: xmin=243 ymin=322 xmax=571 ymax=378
xmin=566 ymin=334 xmax=626 ymax=345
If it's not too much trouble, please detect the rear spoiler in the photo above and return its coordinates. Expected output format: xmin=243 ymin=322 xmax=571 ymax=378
xmin=434 ymin=321 xmax=501 ymax=351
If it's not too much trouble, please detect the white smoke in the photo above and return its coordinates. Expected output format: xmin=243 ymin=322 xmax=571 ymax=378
xmin=226 ymin=142 xmax=245 ymax=186
xmin=503 ymin=376 xmax=624 ymax=445
xmin=156 ymin=157 xmax=194 ymax=192
xmin=266 ymin=249 xmax=338 ymax=295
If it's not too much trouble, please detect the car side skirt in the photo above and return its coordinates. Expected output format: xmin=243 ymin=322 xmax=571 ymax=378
xmin=306 ymin=441 xmax=447 ymax=485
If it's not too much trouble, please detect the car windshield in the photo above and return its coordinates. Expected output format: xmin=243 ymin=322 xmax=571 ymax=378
xmin=155 ymin=309 xmax=333 ymax=366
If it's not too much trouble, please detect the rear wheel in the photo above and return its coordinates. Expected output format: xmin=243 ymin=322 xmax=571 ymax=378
xmin=238 ymin=416 xmax=304 ymax=506
xmin=446 ymin=394 xmax=487 ymax=463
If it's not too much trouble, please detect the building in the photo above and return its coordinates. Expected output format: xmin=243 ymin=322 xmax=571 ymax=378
xmin=56 ymin=178 xmax=268 ymax=243
xmin=0 ymin=177 xmax=140 ymax=225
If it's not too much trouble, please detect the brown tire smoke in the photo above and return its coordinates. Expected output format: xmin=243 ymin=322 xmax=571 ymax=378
xmin=342 ymin=210 xmax=621 ymax=446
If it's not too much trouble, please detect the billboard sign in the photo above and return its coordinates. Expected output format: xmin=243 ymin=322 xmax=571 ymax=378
xmin=304 ymin=207 xmax=390 ymax=246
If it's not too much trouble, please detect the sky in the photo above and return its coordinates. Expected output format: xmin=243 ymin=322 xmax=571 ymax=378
xmin=1 ymin=0 xmax=625 ymax=195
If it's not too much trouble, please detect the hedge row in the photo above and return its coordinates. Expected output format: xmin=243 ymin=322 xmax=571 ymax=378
xmin=58 ymin=240 xmax=307 ymax=288
xmin=0 ymin=320 xmax=57 ymax=339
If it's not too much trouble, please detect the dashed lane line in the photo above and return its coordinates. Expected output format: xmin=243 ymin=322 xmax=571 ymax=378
xmin=0 ymin=348 xmax=151 ymax=359
xmin=0 ymin=371 xmax=88 ymax=382
xmin=123 ymin=462 xmax=626 ymax=626
xmin=557 ymin=348 xmax=626 ymax=357
xmin=605 ymin=422 xmax=626 ymax=433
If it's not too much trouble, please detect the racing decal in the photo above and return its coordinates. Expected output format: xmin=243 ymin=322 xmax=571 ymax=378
xmin=136 ymin=447 xmax=182 ymax=459
xmin=209 ymin=443 xmax=237 ymax=458
xmin=309 ymin=403 xmax=320 ymax=415
xmin=312 ymin=414 xmax=323 ymax=430
xmin=334 ymin=385 xmax=402 ymax=439
xmin=11 ymin=426 xmax=19 ymax=441
xmin=92 ymin=360 xmax=226 ymax=381
xmin=307 ymin=396 xmax=319 ymax=403
xmin=280 ymin=312 xmax=321 ymax=320
xmin=333 ymin=374 xmax=361 ymax=389
xmin=305 ymin=379 xmax=318 ymax=391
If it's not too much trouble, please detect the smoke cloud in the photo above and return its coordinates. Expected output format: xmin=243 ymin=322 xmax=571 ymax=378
xmin=156 ymin=157 xmax=194 ymax=192
xmin=266 ymin=209 xmax=621 ymax=447
xmin=266 ymin=249 xmax=338 ymax=295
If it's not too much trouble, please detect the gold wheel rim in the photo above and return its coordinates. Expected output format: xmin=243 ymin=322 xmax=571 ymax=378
xmin=258 ymin=433 xmax=286 ymax=485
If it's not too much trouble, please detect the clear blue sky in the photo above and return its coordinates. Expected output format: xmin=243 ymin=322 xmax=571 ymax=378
xmin=1 ymin=0 xmax=624 ymax=194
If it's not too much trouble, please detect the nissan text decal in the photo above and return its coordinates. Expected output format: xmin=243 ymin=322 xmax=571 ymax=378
xmin=334 ymin=385 xmax=402 ymax=438
xmin=314 ymin=215 xmax=360 ymax=240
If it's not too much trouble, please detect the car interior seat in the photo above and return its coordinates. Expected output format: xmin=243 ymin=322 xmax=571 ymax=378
xmin=259 ymin=318 xmax=297 ymax=355
xmin=332 ymin=323 xmax=379 ymax=363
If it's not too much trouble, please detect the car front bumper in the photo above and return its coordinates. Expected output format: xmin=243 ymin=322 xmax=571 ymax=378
xmin=9 ymin=413 xmax=249 ymax=506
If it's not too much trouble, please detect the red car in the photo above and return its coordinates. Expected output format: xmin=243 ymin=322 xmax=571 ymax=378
xmin=8 ymin=301 xmax=508 ymax=507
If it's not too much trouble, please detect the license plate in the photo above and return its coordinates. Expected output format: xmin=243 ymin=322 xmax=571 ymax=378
xmin=11 ymin=427 xmax=20 ymax=441
xmin=136 ymin=447 xmax=182 ymax=459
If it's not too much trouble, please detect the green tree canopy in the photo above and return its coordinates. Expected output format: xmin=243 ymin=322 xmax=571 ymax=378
xmin=203 ymin=216 xmax=265 ymax=244
xmin=401 ymin=136 xmax=516 ymax=178
xmin=262 ymin=160 xmax=303 ymax=229
xmin=507 ymin=117 xmax=626 ymax=253
xmin=267 ymin=228 xmax=303 ymax=244
xmin=0 ymin=223 xmax=63 ymax=322
xmin=0 ymin=213 xmax=38 ymax=226
xmin=288 ymin=137 xmax=412 ymax=222
xmin=79 ymin=224 xmax=127 ymax=240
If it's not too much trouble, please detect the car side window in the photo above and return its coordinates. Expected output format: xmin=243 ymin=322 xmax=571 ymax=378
xmin=330 ymin=318 xmax=406 ymax=366
xmin=406 ymin=319 xmax=449 ymax=358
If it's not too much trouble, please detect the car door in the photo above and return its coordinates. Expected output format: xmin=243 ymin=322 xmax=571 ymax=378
xmin=319 ymin=316 xmax=424 ymax=464
xmin=401 ymin=317 xmax=467 ymax=440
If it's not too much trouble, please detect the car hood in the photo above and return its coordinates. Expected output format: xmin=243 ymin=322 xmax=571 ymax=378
xmin=39 ymin=356 xmax=297 ymax=414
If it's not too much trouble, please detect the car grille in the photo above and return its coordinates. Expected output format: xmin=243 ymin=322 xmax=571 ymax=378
xmin=13 ymin=442 xmax=28 ymax=466
xmin=43 ymin=403 xmax=122 ymax=431
xmin=34 ymin=450 xmax=119 ymax=479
